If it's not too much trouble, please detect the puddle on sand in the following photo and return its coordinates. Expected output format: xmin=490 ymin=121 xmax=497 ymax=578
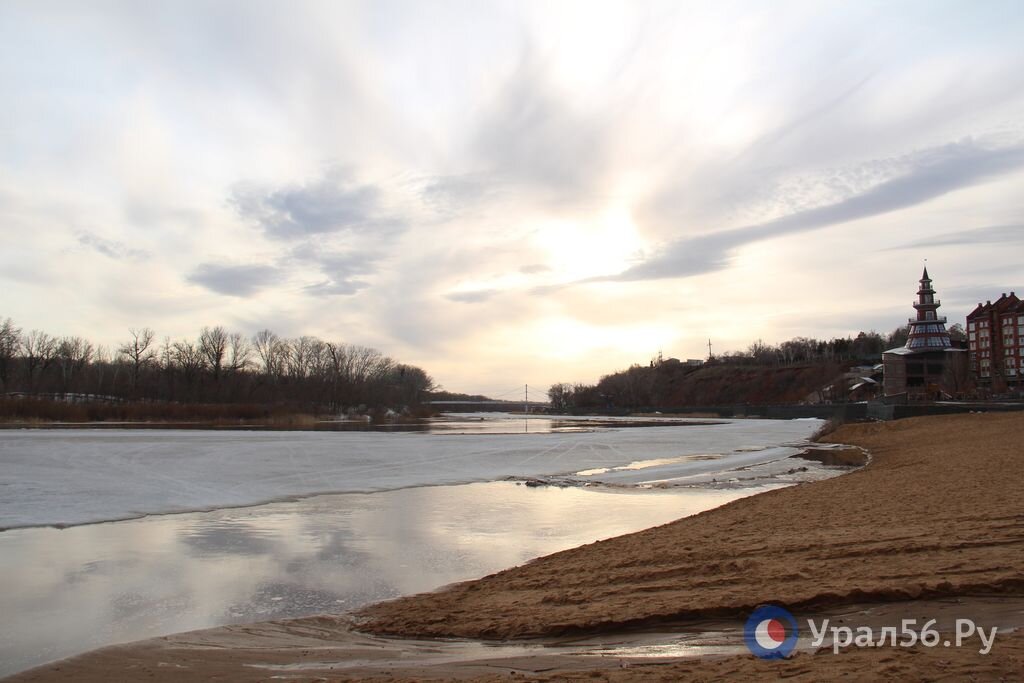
xmin=236 ymin=628 xmax=752 ymax=673
xmin=237 ymin=596 xmax=1024 ymax=675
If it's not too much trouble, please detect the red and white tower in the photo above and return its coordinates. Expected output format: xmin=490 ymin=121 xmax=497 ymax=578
xmin=905 ymin=267 xmax=952 ymax=351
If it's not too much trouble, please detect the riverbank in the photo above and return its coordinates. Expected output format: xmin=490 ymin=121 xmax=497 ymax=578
xmin=7 ymin=412 xmax=1022 ymax=680
xmin=355 ymin=412 xmax=1024 ymax=640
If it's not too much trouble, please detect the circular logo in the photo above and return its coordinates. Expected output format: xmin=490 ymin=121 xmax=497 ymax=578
xmin=744 ymin=605 xmax=799 ymax=659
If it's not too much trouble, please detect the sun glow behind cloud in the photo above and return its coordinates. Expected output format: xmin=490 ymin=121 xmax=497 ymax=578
xmin=533 ymin=206 xmax=646 ymax=281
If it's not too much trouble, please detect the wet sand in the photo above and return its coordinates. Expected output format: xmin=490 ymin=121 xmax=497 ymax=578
xmin=7 ymin=598 xmax=1022 ymax=681
xmin=7 ymin=412 xmax=1024 ymax=681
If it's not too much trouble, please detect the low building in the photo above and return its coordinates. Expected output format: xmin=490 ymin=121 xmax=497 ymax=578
xmin=967 ymin=291 xmax=1023 ymax=391
xmin=882 ymin=268 xmax=967 ymax=399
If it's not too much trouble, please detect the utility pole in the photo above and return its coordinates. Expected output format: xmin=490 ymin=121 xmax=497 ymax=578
xmin=707 ymin=339 xmax=713 ymax=361
xmin=524 ymin=383 xmax=529 ymax=414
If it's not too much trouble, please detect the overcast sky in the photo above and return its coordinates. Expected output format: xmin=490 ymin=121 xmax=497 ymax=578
xmin=2 ymin=0 xmax=1023 ymax=394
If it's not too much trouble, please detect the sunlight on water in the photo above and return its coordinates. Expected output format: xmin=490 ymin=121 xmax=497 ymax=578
xmin=0 ymin=481 xmax=770 ymax=676
xmin=576 ymin=454 xmax=723 ymax=476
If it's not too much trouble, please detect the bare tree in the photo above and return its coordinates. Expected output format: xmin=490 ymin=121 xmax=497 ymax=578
xmin=547 ymin=383 xmax=571 ymax=411
xmin=91 ymin=345 xmax=112 ymax=396
xmin=56 ymin=336 xmax=94 ymax=395
xmin=2 ymin=320 xmax=438 ymax=411
xmin=0 ymin=317 xmax=20 ymax=392
xmin=389 ymin=364 xmax=435 ymax=406
xmin=252 ymin=329 xmax=286 ymax=380
xmin=306 ymin=338 xmax=329 ymax=379
xmin=119 ymin=327 xmax=156 ymax=396
xmin=287 ymin=336 xmax=319 ymax=380
xmin=227 ymin=332 xmax=252 ymax=373
xmin=199 ymin=326 xmax=228 ymax=383
xmin=159 ymin=336 xmax=175 ymax=371
xmin=887 ymin=325 xmax=910 ymax=348
xmin=172 ymin=339 xmax=206 ymax=393
xmin=20 ymin=330 xmax=57 ymax=393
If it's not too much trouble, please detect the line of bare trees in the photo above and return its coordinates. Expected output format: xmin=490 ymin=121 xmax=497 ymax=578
xmin=0 ymin=318 xmax=435 ymax=412
xmin=547 ymin=325 xmax=968 ymax=411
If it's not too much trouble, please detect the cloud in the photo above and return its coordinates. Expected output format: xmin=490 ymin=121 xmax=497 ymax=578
xmin=446 ymin=289 xmax=499 ymax=303
xmin=519 ymin=263 xmax=550 ymax=274
xmin=304 ymin=279 xmax=369 ymax=296
xmin=231 ymin=167 xmax=401 ymax=240
xmin=311 ymin=249 xmax=379 ymax=279
xmin=613 ymin=138 xmax=1024 ymax=282
xmin=77 ymin=232 xmax=150 ymax=260
xmin=941 ymin=284 xmax=1021 ymax=307
xmin=419 ymin=174 xmax=500 ymax=216
xmin=287 ymin=243 xmax=379 ymax=297
xmin=887 ymin=223 xmax=1024 ymax=250
xmin=468 ymin=51 xmax=616 ymax=202
xmin=187 ymin=263 xmax=281 ymax=297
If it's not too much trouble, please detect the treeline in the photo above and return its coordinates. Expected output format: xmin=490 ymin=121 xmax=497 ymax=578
xmin=548 ymin=324 xmax=967 ymax=411
xmin=712 ymin=324 xmax=964 ymax=367
xmin=0 ymin=318 xmax=436 ymax=414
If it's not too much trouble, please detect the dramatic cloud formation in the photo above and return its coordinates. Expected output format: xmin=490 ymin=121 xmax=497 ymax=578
xmin=2 ymin=1 xmax=1024 ymax=391
xmin=612 ymin=138 xmax=1024 ymax=281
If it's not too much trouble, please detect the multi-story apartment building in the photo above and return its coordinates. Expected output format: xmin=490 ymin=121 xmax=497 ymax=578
xmin=967 ymin=292 xmax=1023 ymax=388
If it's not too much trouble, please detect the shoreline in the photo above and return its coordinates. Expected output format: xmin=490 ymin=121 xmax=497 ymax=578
xmin=355 ymin=413 xmax=1024 ymax=641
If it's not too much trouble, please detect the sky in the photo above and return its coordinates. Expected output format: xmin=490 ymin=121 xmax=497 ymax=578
xmin=2 ymin=0 xmax=1023 ymax=394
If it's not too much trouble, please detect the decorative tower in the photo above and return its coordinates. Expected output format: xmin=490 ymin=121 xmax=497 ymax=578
xmin=905 ymin=267 xmax=952 ymax=351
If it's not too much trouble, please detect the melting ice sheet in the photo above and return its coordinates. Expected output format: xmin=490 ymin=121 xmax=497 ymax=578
xmin=0 ymin=416 xmax=820 ymax=529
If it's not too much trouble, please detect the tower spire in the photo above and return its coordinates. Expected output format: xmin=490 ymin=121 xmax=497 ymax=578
xmin=905 ymin=267 xmax=950 ymax=351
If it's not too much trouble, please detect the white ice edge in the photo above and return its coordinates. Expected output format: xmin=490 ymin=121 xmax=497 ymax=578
xmin=0 ymin=418 xmax=822 ymax=530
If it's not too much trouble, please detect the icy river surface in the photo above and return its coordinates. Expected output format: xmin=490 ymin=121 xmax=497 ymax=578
xmin=0 ymin=414 xmax=825 ymax=675
xmin=0 ymin=414 xmax=820 ymax=530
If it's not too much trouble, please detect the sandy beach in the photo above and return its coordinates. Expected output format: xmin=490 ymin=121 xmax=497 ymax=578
xmin=7 ymin=412 xmax=1024 ymax=681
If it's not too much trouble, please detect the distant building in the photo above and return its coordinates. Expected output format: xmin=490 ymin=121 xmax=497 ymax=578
xmin=882 ymin=268 xmax=966 ymax=398
xmin=684 ymin=359 xmax=704 ymax=367
xmin=967 ymin=291 xmax=1023 ymax=390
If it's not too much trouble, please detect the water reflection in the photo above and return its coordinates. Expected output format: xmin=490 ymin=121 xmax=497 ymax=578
xmin=4 ymin=413 xmax=719 ymax=434
xmin=0 ymin=481 xmax=773 ymax=676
